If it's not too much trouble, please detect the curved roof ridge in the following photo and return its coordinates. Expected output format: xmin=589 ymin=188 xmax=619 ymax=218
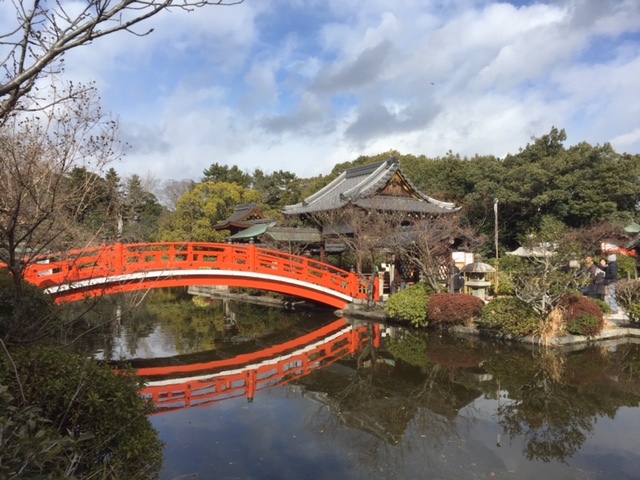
xmin=402 ymin=174 xmax=459 ymax=210
xmin=341 ymin=159 xmax=398 ymax=200
xmin=282 ymin=170 xmax=347 ymax=212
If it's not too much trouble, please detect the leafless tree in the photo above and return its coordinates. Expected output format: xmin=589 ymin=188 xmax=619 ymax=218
xmin=392 ymin=216 xmax=483 ymax=292
xmin=307 ymin=201 xmax=483 ymax=300
xmin=0 ymin=87 xmax=121 ymax=325
xmin=309 ymin=203 xmax=412 ymax=303
xmin=0 ymin=0 xmax=243 ymax=330
xmin=504 ymin=222 xmax=584 ymax=317
xmin=156 ymin=178 xmax=196 ymax=211
xmin=0 ymin=0 xmax=243 ymax=119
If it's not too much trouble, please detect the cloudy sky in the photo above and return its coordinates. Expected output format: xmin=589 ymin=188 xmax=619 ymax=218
xmin=60 ymin=0 xmax=640 ymax=181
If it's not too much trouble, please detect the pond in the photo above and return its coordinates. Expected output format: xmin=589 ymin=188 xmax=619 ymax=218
xmin=66 ymin=289 xmax=640 ymax=480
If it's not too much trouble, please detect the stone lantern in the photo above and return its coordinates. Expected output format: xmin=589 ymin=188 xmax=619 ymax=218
xmin=461 ymin=259 xmax=496 ymax=301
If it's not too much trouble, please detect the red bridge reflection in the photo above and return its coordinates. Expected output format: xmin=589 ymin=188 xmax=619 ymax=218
xmin=140 ymin=319 xmax=380 ymax=412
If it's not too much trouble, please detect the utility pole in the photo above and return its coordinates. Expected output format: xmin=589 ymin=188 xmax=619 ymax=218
xmin=494 ymin=198 xmax=499 ymax=295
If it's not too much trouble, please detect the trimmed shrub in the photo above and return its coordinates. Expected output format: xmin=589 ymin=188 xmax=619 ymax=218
xmin=628 ymin=303 xmax=640 ymax=324
xmin=479 ymin=297 xmax=540 ymax=336
xmin=385 ymin=282 xmax=430 ymax=327
xmin=427 ymin=293 xmax=485 ymax=327
xmin=616 ymin=279 xmax=640 ymax=324
xmin=558 ymin=294 xmax=604 ymax=336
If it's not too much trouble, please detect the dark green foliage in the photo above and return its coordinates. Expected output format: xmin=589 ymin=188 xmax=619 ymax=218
xmin=0 ymin=347 xmax=164 ymax=479
xmin=617 ymin=254 xmax=637 ymax=280
xmin=592 ymin=298 xmax=611 ymax=315
xmin=251 ymin=169 xmax=302 ymax=211
xmin=121 ymin=174 xmax=164 ymax=242
xmin=0 ymin=270 xmax=55 ymax=343
xmin=0 ymin=386 xmax=78 ymax=479
xmin=565 ymin=314 xmax=603 ymax=337
xmin=427 ymin=293 xmax=485 ymax=327
xmin=559 ymin=295 xmax=604 ymax=337
xmin=385 ymin=282 xmax=431 ymax=327
xmin=397 ymin=128 xmax=640 ymax=246
xmin=202 ymin=162 xmax=251 ymax=187
xmin=616 ymin=280 xmax=640 ymax=323
xmin=479 ymin=297 xmax=540 ymax=336
xmin=66 ymin=166 xmax=120 ymax=238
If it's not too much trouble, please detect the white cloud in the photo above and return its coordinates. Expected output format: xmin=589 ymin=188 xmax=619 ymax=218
xmin=7 ymin=0 xmax=636 ymax=181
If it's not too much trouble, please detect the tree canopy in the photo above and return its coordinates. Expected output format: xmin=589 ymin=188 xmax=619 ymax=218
xmin=158 ymin=181 xmax=262 ymax=242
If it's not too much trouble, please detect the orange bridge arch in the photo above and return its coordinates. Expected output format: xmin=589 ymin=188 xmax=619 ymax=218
xmin=17 ymin=242 xmax=379 ymax=309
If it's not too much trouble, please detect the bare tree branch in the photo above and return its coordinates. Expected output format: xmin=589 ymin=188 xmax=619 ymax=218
xmin=0 ymin=0 xmax=244 ymax=118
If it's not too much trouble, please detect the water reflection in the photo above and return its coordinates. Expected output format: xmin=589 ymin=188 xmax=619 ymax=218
xmin=151 ymin=324 xmax=640 ymax=479
xmin=61 ymin=288 xmax=336 ymax=361
xmin=64 ymin=291 xmax=640 ymax=479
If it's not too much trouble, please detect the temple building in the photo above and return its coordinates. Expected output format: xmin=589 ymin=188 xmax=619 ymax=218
xmin=282 ymin=158 xmax=459 ymax=231
xmin=282 ymin=158 xmax=462 ymax=293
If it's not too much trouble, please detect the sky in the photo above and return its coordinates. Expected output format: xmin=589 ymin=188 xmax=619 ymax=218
xmin=18 ymin=0 xmax=640 ymax=182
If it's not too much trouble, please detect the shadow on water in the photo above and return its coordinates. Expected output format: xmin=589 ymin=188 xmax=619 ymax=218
xmin=62 ymin=289 xmax=640 ymax=480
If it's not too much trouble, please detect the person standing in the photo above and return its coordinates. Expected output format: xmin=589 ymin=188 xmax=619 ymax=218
xmin=600 ymin=254 xmax=619 ymax=313
xmin=451 ymin=265 xmax=465 ymax=293
xmin=584 ymin=256 xmax=605 ymax=300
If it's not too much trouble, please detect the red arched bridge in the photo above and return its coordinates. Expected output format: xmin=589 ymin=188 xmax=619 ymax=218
xmin=14 ymin=242 xmax=379 ymax=309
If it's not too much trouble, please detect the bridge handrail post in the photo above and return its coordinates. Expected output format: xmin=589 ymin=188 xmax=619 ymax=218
xmin=373 ymin=323 xmax=381 ymax=348
xmin=373 ymin=274 xmax=382 ymax=303
xmin=348 ymin=270 xmax=360 ymax=299
xmin=247 ymin=243 xmax=256 ymax=271
xmin=246 ymin=369 xmax=257 ymax=402
xmin=114 ymin=243 xmax=124 ymax=272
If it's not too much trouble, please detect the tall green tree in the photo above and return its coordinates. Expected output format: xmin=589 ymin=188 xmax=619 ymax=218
xmin=202 ymin=162 xmax=252 ymax=187
xmin=159 ymin=181 xmax=261 ymax=242
xmin=251 ymin=169 xmax=302 ymax=212
xmin=497 ymin=128 xmax=640 ymax=243
xmin=121 ymin=174 xmax=163 ymax=242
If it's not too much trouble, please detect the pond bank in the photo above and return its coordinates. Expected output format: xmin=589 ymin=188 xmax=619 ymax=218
xmin=339 ymin=305 xmax=640 ymax=347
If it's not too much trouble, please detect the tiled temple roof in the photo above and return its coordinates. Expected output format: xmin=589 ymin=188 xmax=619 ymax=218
xmin=282 ymin=159 xmax=459 ymax=216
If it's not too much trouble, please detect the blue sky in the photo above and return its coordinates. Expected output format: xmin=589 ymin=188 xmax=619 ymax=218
xmin=54 ymin=0 xmax=640 ymax=182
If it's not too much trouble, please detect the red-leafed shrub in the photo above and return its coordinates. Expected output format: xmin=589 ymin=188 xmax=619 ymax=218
xmin=559 ymin=294 xmax=605 ymax=337
xmin=427 ymin=293 xmax=485 ymax=327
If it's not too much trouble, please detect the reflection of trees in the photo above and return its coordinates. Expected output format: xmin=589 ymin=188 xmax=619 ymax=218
xmin=482 ymin=345 xmax=640 ymax=463
xmin=146 ymin=289 xmax=225 ymax=354
xmin=58 ymin=290 xmax=157 ymax=359
xmin=228 ymin=301 xmax=298 ymax=340
xmin=299 ymin=328 xmax=476 ymax=474
xmin=301 ymin=328 xmax=640 ymax=466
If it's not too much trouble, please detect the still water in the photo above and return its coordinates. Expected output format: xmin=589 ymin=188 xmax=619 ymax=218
xmin=68 ymin=289 xmax=640 ymax=480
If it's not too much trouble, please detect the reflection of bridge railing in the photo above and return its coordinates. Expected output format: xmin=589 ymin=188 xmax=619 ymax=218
xmin=10 ymin=242 xmax=379 ymax=308
xmin=140 ymin=319 xmax=380 ymax=412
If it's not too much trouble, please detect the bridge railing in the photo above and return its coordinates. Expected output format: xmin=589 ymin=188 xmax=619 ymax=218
xmin=16 ymin=242 xmax=375 ymax=302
